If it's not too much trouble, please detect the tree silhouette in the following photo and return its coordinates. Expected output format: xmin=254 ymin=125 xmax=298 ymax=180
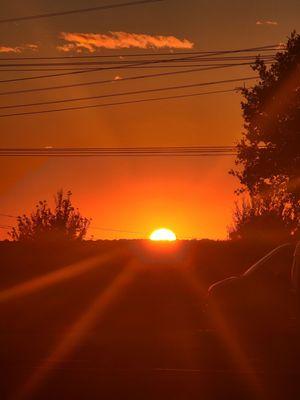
xmin=10 ymin=190 xmax=90 ymax=242
xmin=228 ymin=196 xmax=292 ymax=243
xmin=230 ymin=31 xmax=300 ymax=238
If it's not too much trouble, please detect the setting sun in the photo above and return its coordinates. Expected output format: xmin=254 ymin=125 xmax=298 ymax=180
xmin=149 ymin=228 xmax=177 ymax=241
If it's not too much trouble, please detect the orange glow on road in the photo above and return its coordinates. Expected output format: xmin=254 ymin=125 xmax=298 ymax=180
xmin=13 ymin=261 xmax=139 ymax=400
xmin=0 ymin=252 xmax=116 ymax=304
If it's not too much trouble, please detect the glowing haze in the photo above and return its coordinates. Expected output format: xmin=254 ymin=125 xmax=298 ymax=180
xmin=0 ymin=0 xmax=299 ymax=240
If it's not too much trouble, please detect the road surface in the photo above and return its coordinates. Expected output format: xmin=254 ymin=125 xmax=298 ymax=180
xmin=1 ymin=251 xmax=300 ymax=399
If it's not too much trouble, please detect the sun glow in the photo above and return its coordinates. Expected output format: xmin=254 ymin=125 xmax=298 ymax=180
xmin=149 ymin=228 xmax=177 ymax=241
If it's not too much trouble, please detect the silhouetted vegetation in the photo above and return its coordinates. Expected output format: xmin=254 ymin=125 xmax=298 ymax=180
xmin=228 ymin=197 xmax=292 ymax=243
xmin=10 ymin=190 xmax=90 ymax=242
xmin=230 ymin=31 xmax=300 ymax=240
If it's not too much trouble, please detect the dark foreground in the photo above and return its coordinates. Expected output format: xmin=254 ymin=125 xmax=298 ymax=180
xmin=1 ymin=240 xmax=300 ymax=399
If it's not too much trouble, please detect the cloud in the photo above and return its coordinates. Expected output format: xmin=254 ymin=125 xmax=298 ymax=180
xmin=256 ymin=20 xmax=278 ymax=26
xmin=26 ymin=44 xmax=39 ymax=51
xmin=57 ymin=32 xmax=194 ymax=53
xmin=0 ymin=43 xmax=38 ymax=53
xmin=0 ymin=46 xmax=20 ymax=53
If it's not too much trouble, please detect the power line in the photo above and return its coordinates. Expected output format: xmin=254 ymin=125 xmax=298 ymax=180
xmin=0 ymin=88 xmax=238 ymax=118
xmin=0 ymin=147 xmax=238 ymax=152
xmin=0 ymin=53 xmax=200 ymax=84
xmin=0 ymin=88 xmax=240 ymax=118
xmin=0 ymin=220 xmax=143 ymax=236
xmin=0 ymin=61 xmax=274 ymax=73
xmin=0 ymin=56 xmax=274 ymax=76
xmin=0 ymin=212 xmax=183 ymax=236
xmin=0 ymin=145 xmax=239 ymax=157
xmin=0 ymin=145 xmax=238 ymax=150
xmin=0 ymin=0 xmax=164 ymax=24
xmin=0 ymin=48 xmax=274 ymax=84
xmin=0 ymin=55 xmax=274 ymax=67
xmin=0 ymin=45 xmax=278 ymax=61
xmin=0 ymin=222 xmax=142 ymax=236
xmin=0 ymin=53 xmax=224 ymax=84
xmin=0 ymin=213 xmax=144 ymax=235
xmin=0 ymin=62 xmax=257 ymax=73
xmin=90 ymin=226 xmax=146 ymax=235
xmin=0 ymin=153 xmax=237 ymax=157
xmin=0 ymin=62 xmax=260 ymax=97
xmin=0 ymin=76 xmax=255 ymax=111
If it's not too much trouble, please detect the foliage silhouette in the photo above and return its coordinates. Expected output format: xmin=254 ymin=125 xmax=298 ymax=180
xmin=10 ymin=190 xmax=90 ymax=242
xmin=228 ymin=197 xmax=292 ymax=243
xmin=230 ymin=31 xmax=300 ymax=239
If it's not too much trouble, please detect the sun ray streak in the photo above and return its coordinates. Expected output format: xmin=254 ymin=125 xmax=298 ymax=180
xmin=12 ymin=260 xmax=139 ymax=400
xmin=0 ymin=251 xmax=118 ymax=303
xmin=178 ymin=266 xmax=265 ymax=399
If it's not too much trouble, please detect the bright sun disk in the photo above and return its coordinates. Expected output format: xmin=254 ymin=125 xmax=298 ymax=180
xmin=149 ymin=228 xmax=177 ymax=241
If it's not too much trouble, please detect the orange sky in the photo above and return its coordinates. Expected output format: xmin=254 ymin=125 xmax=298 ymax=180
xmin=0 ymin=0 xmax=299 ymax=239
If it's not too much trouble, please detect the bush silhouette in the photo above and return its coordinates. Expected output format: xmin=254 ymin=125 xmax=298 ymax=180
xmin=228 ymin=197 xmax=292 ymax=243
xmin=10 ymin=190 xmax=90 ymax=242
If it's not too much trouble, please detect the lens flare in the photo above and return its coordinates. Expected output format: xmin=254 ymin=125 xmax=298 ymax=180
xmin=149 ymin=228 xmax=176 ymax=241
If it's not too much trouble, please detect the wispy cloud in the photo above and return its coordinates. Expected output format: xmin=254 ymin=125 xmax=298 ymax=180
xmin=256 ymin=20 xmax=278 ymax=26
xmin=0 ymin=43 xmax=38 ymax=53
xmin=0 ymin=46 xmax=20 ymax=54
xmin=57 ymin=32 xmax=194 ymax=53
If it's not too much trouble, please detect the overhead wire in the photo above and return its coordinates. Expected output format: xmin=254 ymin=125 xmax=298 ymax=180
xmin=0 ymin=52 xmax=229 ymax=84
xmin=0 ymin=46 xmax=276 ymax=84
xmin=0 ymin=55 xmax=275 ymax=68
xmin=0 ymin=212 xmax=144 ymax=235
xmin=0 ymin=45 xmax=279 ymax=61
xmin=0 ymin=0 xmax=164 ymax=24
xmin=0 ymin=76 xmax=256 ymax=111
xmin=0 ymin=145 xmax=239 ymax=156
xmin=0 ymin=62 xmax=264 ymax=97
xmin=0 ymin=61 xmax=273 ymax=72
xmin=0 ymin=88 xmax=241 ymax=118
xmin=0 ymin=212 xmax=176 ymax=236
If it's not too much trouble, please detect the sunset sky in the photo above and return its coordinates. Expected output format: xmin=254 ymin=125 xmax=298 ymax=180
xmin=0 ymin=0 xmax=300 ymax=239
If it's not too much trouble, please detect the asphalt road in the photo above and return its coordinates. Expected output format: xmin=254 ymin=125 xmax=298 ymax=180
xmin=1 ymin=251 xmax=300 ymax=399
